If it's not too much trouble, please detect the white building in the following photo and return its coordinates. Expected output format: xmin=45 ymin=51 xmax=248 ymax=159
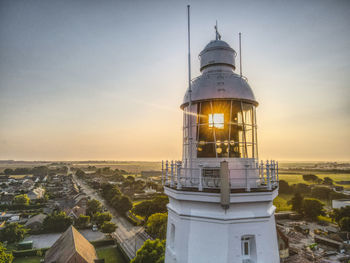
xmin=163 ymin=28 xmax=280 ymax=263
xmin=332 ymin=199 xmax=350 ymax=209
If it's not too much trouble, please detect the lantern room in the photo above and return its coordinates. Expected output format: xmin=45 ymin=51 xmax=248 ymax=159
xmin=181 ymin=37 xmax=258 ymax=163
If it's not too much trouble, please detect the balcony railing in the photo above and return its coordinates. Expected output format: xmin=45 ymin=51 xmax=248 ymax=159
xmin=161 ymin=160 xmax=279 ymax=192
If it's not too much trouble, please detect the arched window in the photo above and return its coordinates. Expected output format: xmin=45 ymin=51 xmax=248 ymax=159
xmin=170 ymin=223 xmax=175 ymax=249
xmin=241 ymin=235 xmax=256 ymax=262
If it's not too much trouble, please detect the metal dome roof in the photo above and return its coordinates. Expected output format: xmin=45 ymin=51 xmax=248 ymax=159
xmin=202 ymin=40 xmax=232 ymax=50
xmin=181 ymin=36 xmax=257 ymax=109
xmin=199 ymin=40 xmax=236 ymax=71
xmin=181 ymin=71 xmax=258 ymax=108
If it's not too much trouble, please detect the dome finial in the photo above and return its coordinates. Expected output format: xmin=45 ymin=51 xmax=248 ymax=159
xmin=215 ymin=20 xmax=221 ymax=40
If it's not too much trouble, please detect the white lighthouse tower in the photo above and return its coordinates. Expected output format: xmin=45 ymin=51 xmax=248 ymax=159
xmin=162 ymin=16 xmax=280 ymax=263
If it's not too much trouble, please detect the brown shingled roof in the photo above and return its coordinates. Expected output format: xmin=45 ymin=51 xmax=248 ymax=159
xmin=44 ymin=225 xmax=97 ymax=263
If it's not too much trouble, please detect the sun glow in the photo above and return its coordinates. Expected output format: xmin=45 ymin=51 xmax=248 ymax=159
xmin=208 ymin=113 xmax=224 ymax=129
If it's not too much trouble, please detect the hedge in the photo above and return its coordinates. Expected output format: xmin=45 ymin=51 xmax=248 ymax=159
xmin=13 ymin=248 xmax=49 ymax=257
xmin=91 ymin=239 xmax=115 ymax=247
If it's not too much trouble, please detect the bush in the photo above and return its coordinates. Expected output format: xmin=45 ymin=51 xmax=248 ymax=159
xmin=91 ymin=239 xmax=115 ymax=247
xmin=101 ymin=222 xmax=117 ymax=233
xmin=12 ymin=248 xmax=49 ymax=257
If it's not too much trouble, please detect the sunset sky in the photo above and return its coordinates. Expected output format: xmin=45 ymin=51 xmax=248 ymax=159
xmin=0 ymin=0 xmax=349 ymax=161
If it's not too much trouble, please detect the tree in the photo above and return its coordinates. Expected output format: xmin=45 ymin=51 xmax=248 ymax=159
xmin=302 ymin=198 xmax=325 ymax=221
xmin=323 ymin=177 xmax=333 ymax=185
xmin=43 ymin=212 xmax=72 ymax=233
xmin=131 ymin=239 xmax=165 ymax=263
xmin=331 ymin=206 xmax=350 ymax=223
xmin=302 ymin=174 xmax=319 ymax=182
xmin=86 ymin=199 xmax=102 ymax=216
xmin=0 ymin=242 xmax=13 ymax=263
xmin=292 ymin=183 xmax=311 ymax=194
xmin=133 ymin=196 xmax=169 ymax=220
xmin=113 ymin=195 xmax=132 ymax=214
xmin=13 ymin=194 xmax=29 ymax=206
xmin=311 ymin=186 xmax=332 ymax=200
xmin=74 ymin=215 xmax=90 ymax=229
xmin=0 ymin=223 xmax=27 ymax=243
xmin=288 ymin=193 xmax=304 ymax=214
xmin=93 ymin=212 xmax=112 ymax=227
xmin=76 ymin=169 xmax=86 ymax=178
xmin=279 ymin=180 xmax=292 ymax=194
xmin=3 ymin=169 xmax=13 ymax=176
xmin=146 ymin=213 xmax=167 ymax=240
xmin=339 ymin=217 xmax=350 ymax=232
xmin=101 ymin=222 xmax=117 ymax=233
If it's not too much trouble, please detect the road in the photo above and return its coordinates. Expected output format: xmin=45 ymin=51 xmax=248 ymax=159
xmin=72 ymin=171 xmax=150 ymax=259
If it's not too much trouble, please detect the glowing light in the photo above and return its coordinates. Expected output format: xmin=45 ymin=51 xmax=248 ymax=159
xmin=216 ymin=147 xmax=222 ymax=154
xmin=224 ymin=140 xmax=228 ymax=146
xmin=209 ymin=113 xmax=224 ymax=129
xmin=230 ymin=140 xmax=235 ymax=146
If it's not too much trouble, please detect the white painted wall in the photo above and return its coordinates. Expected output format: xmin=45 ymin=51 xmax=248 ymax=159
xmin=165 ymin=188 xmax=280 ymax=263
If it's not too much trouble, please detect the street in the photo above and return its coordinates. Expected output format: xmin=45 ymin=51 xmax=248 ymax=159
xmin=72 ymin=172 xmax=150 ymax=259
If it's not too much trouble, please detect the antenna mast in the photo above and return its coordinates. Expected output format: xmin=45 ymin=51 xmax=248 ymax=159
xmin=239 ymin=32 xmax=242 ymax=77
xmin=187 ymin=5 xmax=193 ymax=174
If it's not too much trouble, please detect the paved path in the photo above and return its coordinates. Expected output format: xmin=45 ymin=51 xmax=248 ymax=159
xmin=72 ymin=172 xmax=150 ymax=259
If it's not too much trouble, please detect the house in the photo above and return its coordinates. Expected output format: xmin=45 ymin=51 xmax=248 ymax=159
xmin=277 ymin=227 xmax=289 ymax=261
xmin=27 ymin=187 xmax=45 ymax=200
xmin=44 ymin=225 xmax=98 ymax=263
xmin=22 ymin=179 xmax=34 ymax=190
xmin=74 ymin=194 xmax=88 ymax=208
xmin=64 ymin=206 xmax=86 ymax=220
xmin=0 ymin=193 xmax=14 ymax=205
xmin=25 ymin=213 xmax=47 ymax=232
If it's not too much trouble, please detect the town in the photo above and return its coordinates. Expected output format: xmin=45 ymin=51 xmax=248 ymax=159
xmin=0 ymin=161 xmax=349 ymax=262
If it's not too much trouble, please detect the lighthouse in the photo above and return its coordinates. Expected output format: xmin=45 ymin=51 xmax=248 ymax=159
xmin=162 ymin=17 xmax=280 ymax=263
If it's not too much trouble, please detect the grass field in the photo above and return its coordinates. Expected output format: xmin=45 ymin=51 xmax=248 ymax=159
xmin=274 ymin=173 xmax=350 ymax=212
xmin=9 ymin=174 xmax=33 ymax=179
xmin=97 ymin=246 xmax=127 ymax=263
xmin=13 ymin=256 xmax=41 ymax=263
xmin=279 ymin=173 xmax=350 ymax=189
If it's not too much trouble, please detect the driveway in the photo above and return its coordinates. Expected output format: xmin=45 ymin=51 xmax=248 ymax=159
xmin=23 ymin=229 xmax=105 ymax=249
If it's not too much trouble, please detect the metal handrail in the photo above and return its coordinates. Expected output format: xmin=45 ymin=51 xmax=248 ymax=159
xmin=162 ymin=160 xmax=279 ymax=192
